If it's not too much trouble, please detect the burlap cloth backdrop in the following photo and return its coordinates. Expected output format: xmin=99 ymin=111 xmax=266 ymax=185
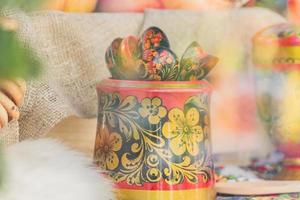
xmin=0 ymin=8 xmax=285 ymax=146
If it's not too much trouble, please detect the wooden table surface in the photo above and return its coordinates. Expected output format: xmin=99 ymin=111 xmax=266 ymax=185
xmin=46 ymin=116 xmax=254 ymax=165
xmin=46 ymin=116 xmax=97 ymax=158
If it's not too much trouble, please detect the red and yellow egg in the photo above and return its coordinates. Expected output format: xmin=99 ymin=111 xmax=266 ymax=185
xmin=42 ymin=0 xmax=97 ymax=12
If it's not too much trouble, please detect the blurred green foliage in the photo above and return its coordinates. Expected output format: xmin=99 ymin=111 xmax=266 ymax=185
xmin=0 ymin=27 xmax=41 ymax=79
xmin=0 ymin=0 xmax=43 ymax=79
xmin=0 ymin=0 xmax=43 ymax=190
xmin=0 ymin=0 xmax=43 ymax=11
xmin=256 ymin=0 xmax=287 ymax=15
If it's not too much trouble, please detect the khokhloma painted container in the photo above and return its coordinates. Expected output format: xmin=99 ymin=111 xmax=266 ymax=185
xmin=253 ymin=23 xmax=300 ymax=180
xmin=94 ymin=79 xmax=215 ymax=200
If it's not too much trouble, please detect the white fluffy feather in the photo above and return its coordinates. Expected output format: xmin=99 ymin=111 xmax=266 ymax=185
xmin=0 ymin=139 xmax=113 ymax=200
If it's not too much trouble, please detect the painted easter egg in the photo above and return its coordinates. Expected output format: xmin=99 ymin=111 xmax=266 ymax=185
xmin=179 ymin=42 xmax=218 ymax=81
xmin=119 ymin=36 xmax=140 ymax=68
xmin=118 ymin=36 xmax=142 ymax=79
xmin=43 ymin=0 xmax=97 ymax=12
xmin=96 ymin=0 xmax=164 ymax=12
xmin=105 ymin=38 xmax=123 ymax=79
xmin=141 ymin=47 xmax=179 ymax=81
xmin=139 ymin=27 xmax=170 ymax=51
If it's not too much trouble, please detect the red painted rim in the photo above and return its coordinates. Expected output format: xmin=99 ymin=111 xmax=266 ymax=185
xmin=97 ymin=79 xmax=213 ymax=91
xmin=253 ymin=23 xmax=300 ymax=46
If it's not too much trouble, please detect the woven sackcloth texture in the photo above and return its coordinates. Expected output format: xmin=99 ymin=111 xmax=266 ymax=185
xmin=0 ymin=8 xmax=285 ymax=146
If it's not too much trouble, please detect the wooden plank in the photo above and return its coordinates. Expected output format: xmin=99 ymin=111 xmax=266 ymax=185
xmin=46 ymin=116 xmax=97 ymax=158
xmin=216 ymin=181 xmax=300 ymax=195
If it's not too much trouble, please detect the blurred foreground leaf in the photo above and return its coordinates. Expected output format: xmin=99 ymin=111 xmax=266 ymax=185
xmin=0 ymin=0 xmax=43 ymax=11
xmin=0 ymin=27 xmax=41 ymax=79
xmin=256 ymin=0 xmax=287 ymax=15
xmin=0 ymin=0 xmax=43 ymax=192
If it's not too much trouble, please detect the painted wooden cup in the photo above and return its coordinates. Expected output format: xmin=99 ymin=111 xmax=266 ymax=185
xmin=94 ymin=79 xmax=215 ymax=200
xmin=253 ymin=23 xmax=300 ymax=179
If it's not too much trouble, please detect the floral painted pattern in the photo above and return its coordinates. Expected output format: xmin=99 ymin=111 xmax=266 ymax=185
xmin=179 ymin=42 xmax=218 ymax=81
xmin=162 ymin=108 xmax=204 ymax=156
xmin=94 ymin=126 xmax=122 ymax=170
xmin=95 ymin=92 xmax=212 ymax=186
xmin=139 ymin=26 xmax=170 ymax=50
xmin=141 ymin=47 xmax=179 ymax=81
xmin=139 ymin=97 xmax=167 ymax=124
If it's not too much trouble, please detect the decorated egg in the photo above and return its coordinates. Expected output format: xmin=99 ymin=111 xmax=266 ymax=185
xmin=43 ymin=0 xmax=97 ymax=12
xmin=96 ymin=0 xmax=164 ymax=12
xmin=139 ymin=27 xmax=170 ymax=51
xmin=105 ymin=27 xmax=218 ymax=81
xmin=141 ymin=47 xmax=179 ymax=81
xmin=105 ymin=38 xmax=123 ymax=79
xmin=179 ymin=42 xmax=218 ymax=81
xmin=119 ymin=36 xmax=140 ymax=68
xmin=118 ymin=36 xmax=142 ymax=79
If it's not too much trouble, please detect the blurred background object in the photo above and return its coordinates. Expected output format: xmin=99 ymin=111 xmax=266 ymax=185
xmin=38 ymin=0 xmax=291 ymax=18
xmin=254 ymin=23 xmax=300 ymax=180
xmin=288 ymin=0 xmax=300 ymax=23
xmin=256 ymin=0 xmax=287 ymax=15
xmin=40 ymin=0 xmax=256 ymax=12
xmin=43 ymin=0 xmax=97 ymax=12
xmin=38 ymin=0 xmax=293 ymax=21
xmin=96 ymin=0 xmax=255 ymax=12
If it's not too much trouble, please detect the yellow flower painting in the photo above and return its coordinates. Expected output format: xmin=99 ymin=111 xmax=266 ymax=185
xmin=139 ymin=97 xmax=167 ymax=124
xmin=95 ymin=126 xmax=122 ymax=170
xmin=162 ymin=107 xmax=204 ymax=156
